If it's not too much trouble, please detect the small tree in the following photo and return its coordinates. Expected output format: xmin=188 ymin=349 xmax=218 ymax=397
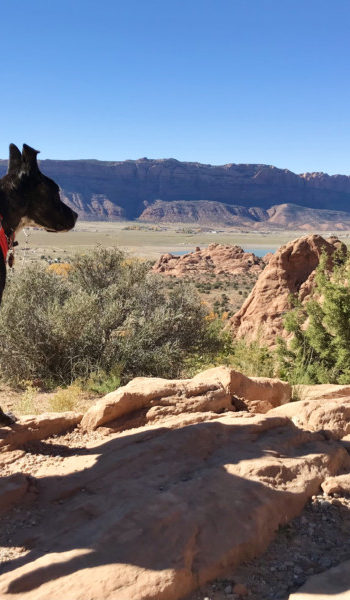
xmin=277 ymin=252 xmax=350 ymax=384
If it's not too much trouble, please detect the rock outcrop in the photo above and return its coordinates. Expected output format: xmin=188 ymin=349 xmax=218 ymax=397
xmin=152 ymin=244 xmax=264 ymax=277
xmin=80 ymin=366 xmax=291 ymax=430
xmin=230 ymin=234 xmax=347 ymax=347
xmin=0 ymin=412 xmax=83 ymax=449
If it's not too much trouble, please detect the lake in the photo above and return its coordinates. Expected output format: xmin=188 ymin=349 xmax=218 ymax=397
xmin=171 ymin=247 xmax=276 ymax=257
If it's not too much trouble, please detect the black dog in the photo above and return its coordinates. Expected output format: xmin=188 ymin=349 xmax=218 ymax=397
xmin=0 ymin=144 xmax=78 ymax=426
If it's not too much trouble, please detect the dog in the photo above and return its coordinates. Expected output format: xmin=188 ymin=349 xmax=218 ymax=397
xmin=0 ymin=144 xmax=78 ymax=426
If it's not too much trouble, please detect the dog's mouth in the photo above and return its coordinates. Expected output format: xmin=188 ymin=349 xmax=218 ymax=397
xmin=45 ymin=225 xmax=75 ymax=233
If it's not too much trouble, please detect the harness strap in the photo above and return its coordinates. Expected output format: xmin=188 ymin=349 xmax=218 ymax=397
xmin=0 ymin=226 xmax=8 ymax=262
xmin=0 ymin=215 xmax=15 ymax=264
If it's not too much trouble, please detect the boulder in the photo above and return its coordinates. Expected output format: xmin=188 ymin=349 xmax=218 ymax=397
xmin=152 ymin=243 xmax=264 ymax=277
xmin=288 ymin=559 xmax=350 ymax=599
xmin=0 ymin=412 xmax=83 ymax=449
xmin=0 ymin=412 xmax=348 ymax=600
xmin=230 ymin=235 xmax=347 ymax=347
xmin=81 ymin=367 xmax=291 ymax=430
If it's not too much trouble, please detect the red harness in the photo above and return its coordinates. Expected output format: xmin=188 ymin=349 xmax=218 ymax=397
xmin=0 ymin=217 xmax=15 ymax=265
xmin=0 ymin=226 xmax=8 ymax=262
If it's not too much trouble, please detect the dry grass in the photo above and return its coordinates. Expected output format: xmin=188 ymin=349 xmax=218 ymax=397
xmin=0 ymin=382 xmax=97 ymax=416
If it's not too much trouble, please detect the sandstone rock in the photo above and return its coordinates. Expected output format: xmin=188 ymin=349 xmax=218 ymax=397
xmin=0 ymin=473 xmax=29 ymax=513
xmin=0 ymin=412 xmax=83 ymax=449
xmin=152 ymin=243 xmax=264 ymax=277
xmin=230 ymin=234 xmax=347 ymax=347
xmin=81 ymin=367 xmax=291 ymax=430
xmin=262 ymin=252 xmax=274 ymax=264
xmin=321 ymin=473 xmax=350 ymax=495
xmin=0 ymin=412 xmax=348 ymax=600
xmin=288 ymin=559 xmax=350 ymax=599
xmin=270 ymin=396 xmax=350 ymax=440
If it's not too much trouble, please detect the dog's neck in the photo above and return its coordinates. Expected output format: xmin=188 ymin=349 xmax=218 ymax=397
xmin=0 ymin=177 xmax=26 ymax=236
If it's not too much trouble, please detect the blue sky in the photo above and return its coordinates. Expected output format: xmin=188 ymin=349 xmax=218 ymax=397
xmin=0 ymin=0 xmax=349 ymax=173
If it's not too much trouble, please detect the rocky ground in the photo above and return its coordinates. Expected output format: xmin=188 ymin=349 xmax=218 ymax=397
xmin=0 ymin=367 xmax=349 ymax=600
xmin=187 ymin=490 xmax=350 ymax=600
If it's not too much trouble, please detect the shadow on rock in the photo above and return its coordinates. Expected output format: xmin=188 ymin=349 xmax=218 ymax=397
xmin=0 ymin=414 xmax=347 ymax=600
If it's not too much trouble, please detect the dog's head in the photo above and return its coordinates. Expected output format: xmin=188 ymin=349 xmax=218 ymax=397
xmin=5 ymin=144 xmax=77 ymax=232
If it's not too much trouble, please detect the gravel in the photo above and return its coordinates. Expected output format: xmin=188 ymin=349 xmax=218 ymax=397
xmin=186 ymin=491 xmax=350 ymax=600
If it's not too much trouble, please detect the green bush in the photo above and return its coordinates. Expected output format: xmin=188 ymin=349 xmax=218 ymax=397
xmin=183 ymin=325 xmax=275 ymax=379
xmin=0 ymin=248 xmax=225 ymax=386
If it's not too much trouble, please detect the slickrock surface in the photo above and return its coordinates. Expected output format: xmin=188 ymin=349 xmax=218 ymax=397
xmin=0 ymin=412 xmax=348 ymax=600
xmin=152 ymin=244 xmax=264 ymax=277
xmin=0 ymin=371 xmax=349 ymax=600
xmin=230 ymin=234 xmax=347 ymax=347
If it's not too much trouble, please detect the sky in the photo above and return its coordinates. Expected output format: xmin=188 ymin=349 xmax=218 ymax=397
xmin=0 ymin=0 xmax=350 ymax=174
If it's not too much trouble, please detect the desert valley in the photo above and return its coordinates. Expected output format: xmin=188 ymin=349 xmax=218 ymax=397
xmin=2 ymin=2 xmax=350 ymax=599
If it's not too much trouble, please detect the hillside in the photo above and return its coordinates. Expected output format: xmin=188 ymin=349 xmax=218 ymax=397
xmin=1 ymin=157 xmax=350 ymax=226
xmin=140 ymin=200 xmax=350 ymax=229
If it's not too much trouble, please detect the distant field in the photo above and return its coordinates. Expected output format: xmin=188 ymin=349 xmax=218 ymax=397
xmin=15 ymin=221 xmax=350 ymax=262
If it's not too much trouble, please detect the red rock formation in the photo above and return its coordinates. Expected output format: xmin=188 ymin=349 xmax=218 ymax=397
xmin=153 ymin=243 xmax=264 ymax=277
xmin=230 ymin=235 xmax=347 ymax=347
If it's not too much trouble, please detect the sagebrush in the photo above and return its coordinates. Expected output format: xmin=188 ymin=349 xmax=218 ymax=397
xmin=0 ymin=248 xmax=225 ymax=385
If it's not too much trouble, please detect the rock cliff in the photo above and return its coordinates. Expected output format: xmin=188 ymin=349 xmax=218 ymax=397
xmin=2 ymin=157 xmax=350 ymax=224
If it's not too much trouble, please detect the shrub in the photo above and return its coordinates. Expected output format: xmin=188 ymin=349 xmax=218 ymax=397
xmin=49 ymin=383 xmax=83 ymax=412
xmin=0 ymin=248 xmax=225 ymax=386
xmin=18 ymin=385 xmax=40 ymax=414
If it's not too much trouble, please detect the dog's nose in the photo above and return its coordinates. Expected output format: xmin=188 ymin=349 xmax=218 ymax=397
xmin=72 ymin=210 xmax=78 ymax=224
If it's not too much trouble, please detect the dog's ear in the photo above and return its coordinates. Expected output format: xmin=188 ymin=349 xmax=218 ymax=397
xmin=7 ymin=144 xmax=22 ymax=175
xmin=21 ymin=144 xmax=40 ymax=175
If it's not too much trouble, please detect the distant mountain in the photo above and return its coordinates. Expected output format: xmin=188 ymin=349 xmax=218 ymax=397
xmin=139 ymin=200 xmax=350 ymax=230
xmin=1 ymin=156 xmax=350 ymax=226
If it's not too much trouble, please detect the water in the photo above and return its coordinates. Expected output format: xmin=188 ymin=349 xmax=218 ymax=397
xmin=244 ymin=247 xmax=276 ymax=257
xmin=170 ymin=247 xmax=276 ymax=257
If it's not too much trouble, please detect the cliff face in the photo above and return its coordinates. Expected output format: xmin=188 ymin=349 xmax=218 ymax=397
xmin=1 ymin=157 xmax=350 ymax=222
